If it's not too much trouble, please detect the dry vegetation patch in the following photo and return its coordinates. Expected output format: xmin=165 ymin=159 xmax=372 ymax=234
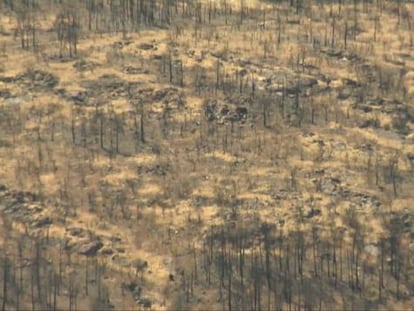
xmin=0 ymin=0 xmax=413 ymax=310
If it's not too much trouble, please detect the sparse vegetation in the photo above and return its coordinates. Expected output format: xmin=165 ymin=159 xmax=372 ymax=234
xmin=0 ymin=0 xmax=413 ymax=310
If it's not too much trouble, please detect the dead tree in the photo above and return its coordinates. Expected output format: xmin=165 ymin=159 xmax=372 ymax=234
xmin=15 ymin=1 xmax=37 ymax=50
xmin=54 ymin=10 xmax=79 ymax=58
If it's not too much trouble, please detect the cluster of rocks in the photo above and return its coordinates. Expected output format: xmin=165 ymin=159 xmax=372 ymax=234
xmin=344 ymin=190 xmax=381 ymax=210
xmin=64 ymin=225 xmax=127 ymax=258
xmin=63 ymin=225 xmax=155 ymax=308
xmin=111 ymin=40 xmax=132 ymax=50
xmin=225 ymin=95 xmax=252 ymax=107
xmin=397 ymin=211 xmax=414 ymax=236
xmin=59 ymin=73 xmax=179 ymax=106
xmin=152 ymin=87 xmax=186 ymax=110
xmin=0 ymin=184 xmax=129 ymax=260
xmin=0 ymin=182 xmax=159 ymax=309
xmin=353 ymin=96 xmax=403 ymax=113
xmin=122 ymin=281 xmax=152 ymax=309
xmin=153 ymin=87 xmax=177 ymax=101
xmin=336 ymin=78 xmax=363 ymax=101
xmin=73 ymin=59 xmax=100 ymax=72
xmin=2 ymin=94 xmax=33 ymax=106
xmin=318 ymin=177 xmax=342 ymax=195
xmin=259 ymin=69 xmax=318 ymax=96
xmin=0 ymin=185 xmax=53 ymax=229
xmin=0 ymin=69 xmax=59 ymax=91
xmin=77 ymin=240 xmax=104 ymax=256
xmin=80 ymin=74 xmax=141 ymax=101
xmin=320 ymin=48 xmax=362 ymax=63
xmin=204 ymin=99 xmax=248 ymax=123
xmin=136 ymin=163 xmax=170 ymax=176
xmin=123 ymin=65 xmax=146 ymax=75
xmin=55 ymin=88 xmax=90 ymax=105
xmin=308 ymin=169 xmax=382 ymax=210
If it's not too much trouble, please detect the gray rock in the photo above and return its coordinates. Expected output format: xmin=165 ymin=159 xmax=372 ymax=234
xmin=16 ymin=70 xmax=59 ymax=89
xmin=4 ymin=95 xmax=33 ymax=106
xmin=320 ymin=177 xmax=341 ymax=194
xmin=70 ymin=91 xmax=89 ymax=105
xmin=78 ymin=240 xmax=103 ymax=256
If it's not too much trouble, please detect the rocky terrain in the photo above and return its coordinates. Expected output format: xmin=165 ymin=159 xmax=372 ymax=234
xmin=0 ymin=0 xmax=414 ymax=310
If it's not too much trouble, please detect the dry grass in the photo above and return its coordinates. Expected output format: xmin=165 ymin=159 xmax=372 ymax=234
xmin=0 ymin=0 xmax=413 ymax=310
